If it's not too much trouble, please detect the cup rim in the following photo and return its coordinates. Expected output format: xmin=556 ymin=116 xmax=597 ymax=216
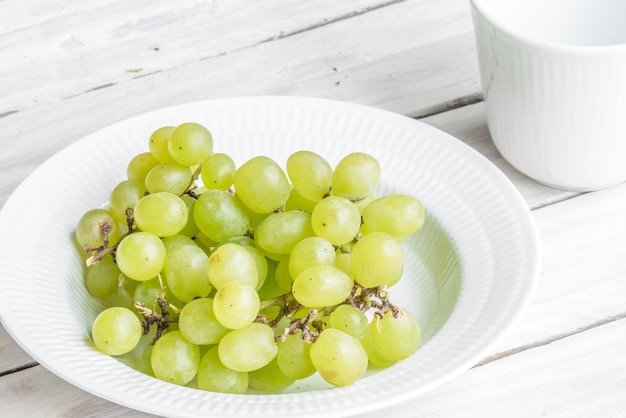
xmin=470 ymin=0 xmax=626 ymax=53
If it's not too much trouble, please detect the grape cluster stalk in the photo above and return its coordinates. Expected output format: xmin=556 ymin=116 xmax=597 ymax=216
xmin=77 ymin=121 xmax=425 ymax=392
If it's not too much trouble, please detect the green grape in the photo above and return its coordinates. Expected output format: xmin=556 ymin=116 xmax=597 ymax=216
xmin=334 ymin=252 xmax=351 ymax=275
xmin=213 ymin=283 xmax=260 ymax=329
xmin=91 ymin=307 xmax=142 ymax=356
xmin=85 ymin=255 xmax=120 ymax=298
xmin=274 ymin=259 xmax=294 ymax=291
xmin=201 ymin=152 xmax=236 ymax=190
xmin=164 ymin=244 xmax=212 ymax=302
xmin=127 ymin=152 xmax=158 ymax=181
xmin=288 ymin=236 xmax=336 ymax=278
xmin=133 ymin=192 xmax=188 ymax=237
xmin=309 ymin=328 xmax=368 ymax=387
xmin=207 ymin=243 xmax=258 ymax=289
xmin=140 ymin=344 xmax=155 ymax=376
xmin=284 ymin=187 xmax=317 ymax=213
xmin=331 ymin=152 xmax=380 ymax=201
xmin=144 ymin=162 xmax=192 ymax=196
xmin=257 ymin=260 xmax=290 ymax=300
xmin=328 ymin=304 xmax=368 ymax=339
xmin=151 ymin=330 xmax=200 ymax=386
xmin=233 ymin=193 xmax=270 ymax=231
xmin=168 ymin=122 xmax=213 ymax=166
xmin=254 ymin=210 xmax=315 ymax=255
xmin=178 ymin=194 xmax=199 ymax=237
xmin=361 ymin=194 xmax=425 ymax=237
xmin=286 ymin=150 xmax=332 ymax=202
xmin=194 ymin=189 xmax=250 ymax=243
xmin=148 ymin=125 xmax=176 ymax=163
xmin=243 ymin=245 xmax=269 ymax=290
xmin=233 ymin=156 xmax=290 ymax=214
xmin=350 ymin=231 xmax=404 ymax=288
xmin=197 ymin=346 xmax=249 ymax=394
xmin=218 ymin=323 xmax=278 ymax=372
xmin=116 ymin=232 xmax=166 ymax=282
xmin=360 ymin=325 xmax=397 ymax=368
xmin=368 ymin=308 xmax=420 ymax=361
xmin=178 ymin=298 xmax=229 ymax=345
xmin=116 ymin=277 xmax=138 ymax=309
xmin=310 ymin=196 xmax=361 ymax=246
xmin=292 ymin=265 xmax=354 ymax=308
xmin=109 ymin=179 xmax=147 ymax=224
xmin=248 ymin=357 xmax=295 ymax=392
xmin=75 ymin=208 xmax=120 ymax=249
xmin=276 ymin=331 xmax=316 ymax=380
xmin=161 ymin=233 xmax=197 ymax=253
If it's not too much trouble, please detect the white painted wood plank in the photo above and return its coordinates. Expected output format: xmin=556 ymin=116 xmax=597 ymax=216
xmin=0 ymin=365 xmax=153 ymax=418
xmin=0 ymin=0 xmax=461 ymax=114
xmin=356 ymin=317 xmax=626 ymax=418
xmin=0 ymin=325 xmax=35 ymax=373
xmin=0 ymin=0 xmax=479 ymax=204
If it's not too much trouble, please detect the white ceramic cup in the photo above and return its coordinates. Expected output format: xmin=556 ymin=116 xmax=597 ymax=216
xmin=470 ymin=0 xmax=626 ymax=191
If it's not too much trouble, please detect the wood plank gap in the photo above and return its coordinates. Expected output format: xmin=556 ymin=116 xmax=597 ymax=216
xmin=0 ymin=110 xmax=19 ymax=119
xmin=413 ymin=92 xmax=484 ymax=119
xmin=474 ymin=312 xmax=626 ymax=368
xmin=258 ymin=0 xmax=410 ymax=43
xmin=530 ymin=191 xmax=587 ymax=210
xmin=0 ymin=361 xmax=39 ymax=378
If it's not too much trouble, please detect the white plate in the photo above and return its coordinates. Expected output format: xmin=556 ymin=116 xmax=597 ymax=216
xmin=0 ymin=96 xmax=540 ymax=417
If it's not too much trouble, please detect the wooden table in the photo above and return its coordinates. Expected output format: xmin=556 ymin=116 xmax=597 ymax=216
xmin=2 ymin=0 xmax=625 ymax=416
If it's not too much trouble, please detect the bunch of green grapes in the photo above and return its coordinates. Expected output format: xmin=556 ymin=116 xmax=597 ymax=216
xmin=77 ymin=122 xmax=426 ymax=393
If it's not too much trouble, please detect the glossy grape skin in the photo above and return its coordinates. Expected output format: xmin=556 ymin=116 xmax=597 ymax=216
xmin=292 ymin=265 xmax=354 ymax=308
xmin=254 ymin=210 xmax=315 ymax=255
xmin=310 ymin=196 xmax=361 ymax=246
xmin=133 ymin=192 xmax=188 ymax=237
xmin=286 ymin=150 xmax=332 ymax=202
xmin=248 ymin=357 xmax=295 ymax=391
xmin=197 ymin=346 xmax=249 ymax=394
xmin=144 ymin=162 xmax=192 ymax=196
xmin=207 ymin=243 xmax=259 ymax=289
xmin=331 ymin=152 xmax=380 ymax=201
xmin=194 ymin=189 xmax=250 ymax=243
xmin=368 ymin=308 xmax=421 ymax=361
xmin=361 ymin=194 xmax=425 ymax=237
xmin=116 ymin=232 xmax=166 ymax=282
xmin=233 ymin=156 xmax=291 ymax=214
xmin=328 ymin=304 xmax=368 ymax=339
xmin=91 ymin=307 xmax=142 ymax=356
xmin=288 ymin=236 xmax=336 ymax=279
xmin=108 ymin=179 xmax=147 ymax=224
xmin=148 ymin=125 xmax=176 ymax=163
xmin=213 ymin=283 xmax=260 ymax=329
xmin=164 ymin=244 xmax=212 ymax=302
xmin=309 ymin=328 xmax=368 ymax=387
xmin=127 ymin=152 xmax=158 ymax=181
xmin=168 ymin=122 xmax=213 ymax=166
xmin=218 ymin=323 xmax=278 ymax=372
xmin=178 ymin=298 xmax=229 ymax=345
xmin=85 ymin=255 xmax=120 ymax=298
xmin=276 ymin=332 xmax=316 ymax=380
xmin=350 ymin=231 xmax=404 ymax=288
xmin=151 ymin=330 xmax=200 ymax=386
xmin=75 ymin=208 xmax=120 ymax=249
xmin=201 ymin=152 xmax=236 ymax=190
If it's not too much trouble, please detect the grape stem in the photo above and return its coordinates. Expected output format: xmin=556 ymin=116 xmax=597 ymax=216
xmin=134 ymin=274 xmax=178 ymax=343
xmin=84 ymin=208 xmax=135 ymax=266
